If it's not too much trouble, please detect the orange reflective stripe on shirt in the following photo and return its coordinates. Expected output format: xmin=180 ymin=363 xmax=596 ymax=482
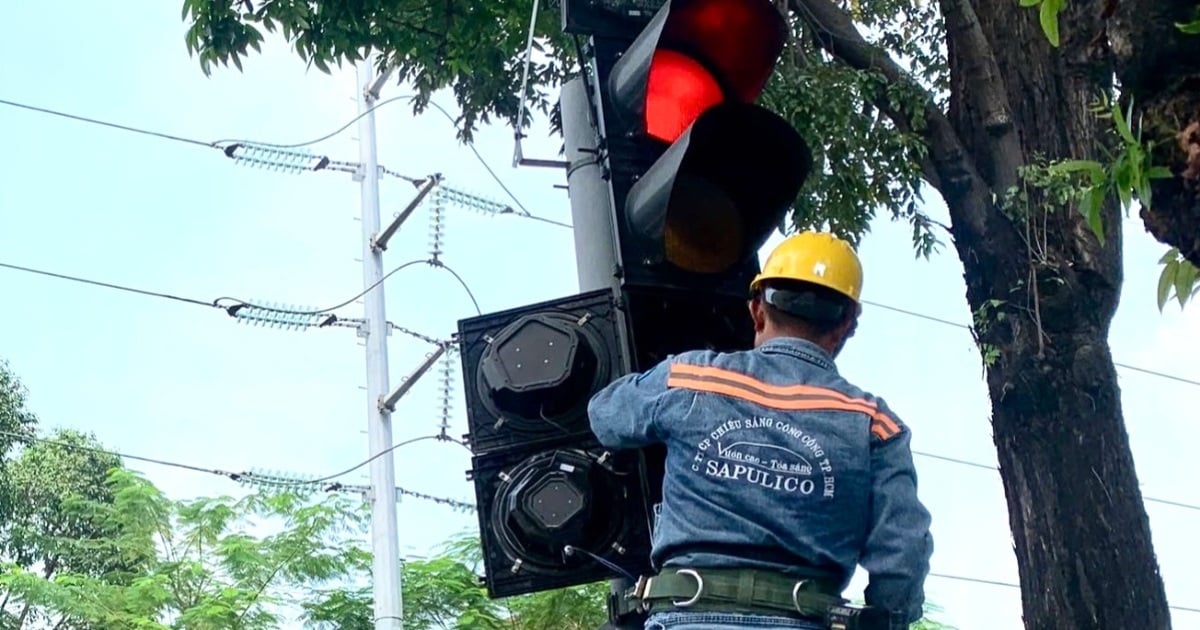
xmin=667 ymin=362 xmax=901 ymax=440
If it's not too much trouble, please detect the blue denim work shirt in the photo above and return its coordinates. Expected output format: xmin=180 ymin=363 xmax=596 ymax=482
xmin=587 ymin=336 xmax=933 ymax=625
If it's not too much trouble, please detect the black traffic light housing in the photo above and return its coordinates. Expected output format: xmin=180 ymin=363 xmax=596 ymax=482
xmin=458 ymin=289 xmax=654 ymax=598
xmin=458 ymin=0 xmax=813 ymax=604
xmin=581 ymin=0 xmax=812 ymax=297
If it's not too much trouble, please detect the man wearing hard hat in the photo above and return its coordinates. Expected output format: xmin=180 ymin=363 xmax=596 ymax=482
xmin=590 ymin=231 xmax=933 ymax=630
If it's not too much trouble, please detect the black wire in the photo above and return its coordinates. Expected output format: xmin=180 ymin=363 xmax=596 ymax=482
xmin=214 ymin=259 xmax=429 ymax=315
xmin=210 ymin=94 xmax=417 ymax=149
xmin=2 ymin=436 xmax=1196 ymax=613
xmin=302 ymin=435 xmax=442 ymax=484
xmin=912 ymin=449 xmax=1199 ymax=512
xmin=0 ymin=260 xmax=219 ymax=309
xmin=4 ymin=254 xmax=1196 ymax=391
xmin=0 ymin=429 xmax=238 ymax=479
xmin=0 ymin=429 xmax=459 ymax=497
xmin=0 ymin=98 xmax=217 ymax=148
xmin=2 ymin=95 xmax=566 ymax=231
xmin=432 ymin=261 xmax=483 ymax=315
xmin=863 ymin=299 xmax=1200 ymax=388
xmin=210 ymin=91 xmax=533 ymax=217
xmin=926 ymin=571 xmax=1200 ymax=612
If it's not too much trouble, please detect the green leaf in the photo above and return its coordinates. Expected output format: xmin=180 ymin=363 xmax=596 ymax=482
xmin=1082 ymin=189 xmax=1105 ymax=245
xmin=1175 ymin=259 xmax=1199 ymax=308
xmin=1147 ymin=165 xmax=1173 ymax=179
xmin=1157 ymin=258 xmax=1179 ymax=311
xmin=1039 ymin=0 xmax=1062 ymax=47
xmin=1177 ymin=19 xmax=1200 ymax=34
xmin=1112 ymin=100 xmax=1137 ymax=145
xmin=1049 ymin=159 xmax=1104 ymax=173
xmin=1019 ymin=0 xmax=1041 ymax=6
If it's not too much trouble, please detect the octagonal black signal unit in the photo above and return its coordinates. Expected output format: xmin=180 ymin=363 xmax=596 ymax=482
xmin=466 ymin=445 xmax=653 ymax=597
xmin=458 ymin=288 xmax=625 ymax=455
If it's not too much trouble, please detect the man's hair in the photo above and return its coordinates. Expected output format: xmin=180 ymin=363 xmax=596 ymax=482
xmin=756 ymin=279 xmax=856 ymax=337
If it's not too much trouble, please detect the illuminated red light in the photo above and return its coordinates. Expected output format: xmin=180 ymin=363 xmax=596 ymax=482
xmin=644 ymin=50 xmax=724 ymax=143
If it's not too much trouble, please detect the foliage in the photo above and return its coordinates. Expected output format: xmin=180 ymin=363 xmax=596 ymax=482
xmin=1017 ymin=4 xmax=1200 ymax=309
xmin=1 ymin=469 xmax=373 ymax=629
xmin=394 ymin=531 xmax=608 ymax=630
xmin=1156 ymin=247 xmax=1200 ymax=310
xmin=0 ymin=360 xmax=39 ymax=554
xmin=0 ymin=360 xmax=37 ymax=459
xmin=180 ymin=0 xmax=577 ymax=142
xmin=1 ymin=428 xmax=148 ymax=602
xmin=0 ymin=426 xmax=954 ymax=629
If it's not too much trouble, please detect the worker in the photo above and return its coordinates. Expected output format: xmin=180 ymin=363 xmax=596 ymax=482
xmin=588 ymin=231 xmax=933 ymax=629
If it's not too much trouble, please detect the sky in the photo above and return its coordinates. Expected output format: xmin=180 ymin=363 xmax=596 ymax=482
xmin=1 ymin=2 xmax=1197 ymax=628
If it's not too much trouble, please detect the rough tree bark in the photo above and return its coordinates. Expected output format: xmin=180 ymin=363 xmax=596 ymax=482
xmin=1108 ymin=0 xmax=1200 ymax=267
xmin=791 ymin=0 xmax=1172 ymax=627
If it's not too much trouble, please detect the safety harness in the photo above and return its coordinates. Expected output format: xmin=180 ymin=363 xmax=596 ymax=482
xmin=609 ymin=567 xmax=846 ymax=621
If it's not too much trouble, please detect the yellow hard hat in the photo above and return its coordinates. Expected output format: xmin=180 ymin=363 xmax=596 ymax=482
xmin=750 ymin=231 xmax=863 ymax=302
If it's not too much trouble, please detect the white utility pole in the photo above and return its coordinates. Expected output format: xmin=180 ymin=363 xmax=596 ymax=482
xmin=355 ymin=55 xmax=404 ymax=629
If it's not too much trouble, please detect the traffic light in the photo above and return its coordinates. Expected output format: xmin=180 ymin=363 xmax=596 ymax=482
xmin=457 ymin=0 xmax=812 ymax=602
xmin=580 ymin=0 xmax=812 ymax=300
xmin=458 ymin=289 xmax=655 ymax=598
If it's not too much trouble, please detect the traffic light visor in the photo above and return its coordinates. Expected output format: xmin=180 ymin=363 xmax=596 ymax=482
xmin=608 ymin=0 xmax=788 ymax=143
xmin=625 ymin=102 xmax=813 ymax=274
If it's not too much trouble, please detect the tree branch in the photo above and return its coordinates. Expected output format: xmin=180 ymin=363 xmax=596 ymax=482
xmin=790 ymin=0 xmax=991 ymax=239
xmin=938 ymin=0 xmax=1023 ymax=189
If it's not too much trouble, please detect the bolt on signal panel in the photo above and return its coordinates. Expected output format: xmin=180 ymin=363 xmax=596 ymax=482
xmin=457 ymin=288 xmax=655 ymax=597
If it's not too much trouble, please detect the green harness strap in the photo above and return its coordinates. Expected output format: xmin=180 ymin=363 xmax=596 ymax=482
xmin=614 ymin=568 xmax=845 ymax=619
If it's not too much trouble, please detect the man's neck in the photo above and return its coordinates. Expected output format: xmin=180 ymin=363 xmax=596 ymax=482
xmin=758 ymin=331 xmax=835 ymax=356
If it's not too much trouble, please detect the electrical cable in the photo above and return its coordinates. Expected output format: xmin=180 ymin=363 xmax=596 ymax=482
xmin=0 ymin=261 xmax=219 ymax=309
xmin=0 ymin=257 xmax=460 ymax=326
xmin=0 ymin=428 xmax=470 ymax=506
xmin=925 ymin=573 xmax=1200 ymax=615
xmin=912 ymin=449 xmax=1200 ymax=512
xmin=213 ymin=259 xmax=429 ymax=315
xmin=431 ymin=261 xmax=483 ymax=315
xmin=2 ymin=95 xmax=558 ymax=227
xmin=862 ymin=298 xmax=1200 ymax=388
xmin=4 ymin=256 xmax=1195 ymax=390
xmin=301 ymin=434 xmax=443 ymax=484
xmin=0 ymin=97 xmax=217 ymax=148
xmin=207 ymin=92 xmax=533 ymax=217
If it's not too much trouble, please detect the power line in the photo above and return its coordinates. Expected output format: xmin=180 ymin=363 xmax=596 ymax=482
xmin=3 ymin=435 xmax=1196 ymax=611
xmin=912 ymin=449 xmax=1200 ymax=512
xmin=925 ymin=573 xmax=1200 ymax=615
xmin=0 ymin=95 xmax=562 ymax=228
xmin=0 ymin=428 xmax=472 ymax=509
xmin=5 ymin=255 xmax=1194 ymax=389
xmin=0 ymin=261 xmax=218 ymax=309
xmin=862 ymin=299 xmax=1200 ymax=388
xmin=0 ymin=97 xmax=216 ymax=148
xmin=0 ymin=257 xmax=471 ymax=340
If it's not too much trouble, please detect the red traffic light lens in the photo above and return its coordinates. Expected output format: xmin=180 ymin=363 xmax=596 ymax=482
xmin=645 ymin=50 xmax=724 ymax=143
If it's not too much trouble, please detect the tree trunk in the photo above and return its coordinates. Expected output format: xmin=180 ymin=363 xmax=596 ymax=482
xmin=1108 ymin=0 xmax=1200 ymax=266
xmin=791 ymin=0 xmax=1172 ymax=626
xmin=951 ymin=1 xmax=1170 ymax=626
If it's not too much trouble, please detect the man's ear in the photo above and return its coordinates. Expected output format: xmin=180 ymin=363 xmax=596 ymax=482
xmin=842 ymin=303 xmax=862 ymax=339
xmin=748 ymin=297 xmax=768 ymax=334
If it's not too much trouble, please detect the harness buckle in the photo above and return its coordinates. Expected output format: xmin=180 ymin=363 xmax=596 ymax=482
xmin=791 ymin=580 xmax=812 ymax=614
xmin=672 ymin=569 xmax=705 ymax=607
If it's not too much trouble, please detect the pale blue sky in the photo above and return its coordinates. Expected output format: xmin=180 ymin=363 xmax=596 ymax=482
xmin=1 ymin=2 xmax=1197 ymax=628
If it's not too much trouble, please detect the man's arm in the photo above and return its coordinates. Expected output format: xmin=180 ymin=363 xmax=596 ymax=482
xmin=860 ymin=411 xmax=934 ymax=625
xmin=587 ymin=359 xmax=672 ymax=450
